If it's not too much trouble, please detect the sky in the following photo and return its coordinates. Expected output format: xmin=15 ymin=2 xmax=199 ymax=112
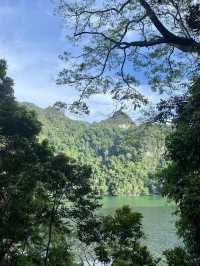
xmin=0 ymin=0 xmax=161 ymax=122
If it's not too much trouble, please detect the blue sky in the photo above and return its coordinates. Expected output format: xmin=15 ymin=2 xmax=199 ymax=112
xmin=0 ymin=0 xmax=160 ymax=122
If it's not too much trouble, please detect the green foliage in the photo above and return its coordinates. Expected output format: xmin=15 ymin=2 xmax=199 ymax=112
xmin=93 ymin=206 xmax=158 ymax=266
xmin=24 ymin=103 xmax=168 ymax=196
xmin=0 ymin=59 xmax=99 ymax=265
xmin=164 ymin=247 xmax=188 ymax=266
xmin=161 ymin=76 xmax=200 ymax=264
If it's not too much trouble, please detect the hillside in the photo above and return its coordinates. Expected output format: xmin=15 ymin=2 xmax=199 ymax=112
xmin=23 ymin=102 xmax=169 ymax=195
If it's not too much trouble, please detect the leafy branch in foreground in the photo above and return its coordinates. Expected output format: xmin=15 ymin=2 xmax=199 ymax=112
xmin=55 ymin=0 xmax=200 ymax=113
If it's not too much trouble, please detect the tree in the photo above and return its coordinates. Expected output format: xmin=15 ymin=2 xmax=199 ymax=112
xmin=0 ymin=59 xmax=42 ymax=263
xmin=0 ymin=59 xmax=99 ymax=265
xmin=56 ymin=0 xmax=200 ymax=113
xmin=164 ymin=247 xmax=188 ymax=266
xmin=92 ymin=206 xmax=158 ymax=266
xmin=160 ymin=76 xmax=200 ymax=265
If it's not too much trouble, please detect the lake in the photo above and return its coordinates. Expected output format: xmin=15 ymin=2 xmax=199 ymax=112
xmin=100 ymin=195 xmax=181 ymax=256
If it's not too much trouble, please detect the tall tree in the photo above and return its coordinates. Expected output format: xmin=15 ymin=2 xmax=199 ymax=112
xmin=0 ymin=59 xmax=42 ymax=263
xmin=56 ymin=0 xmax=200 ymax=113
xmin=0 ymin=59 xmax=99 ymax=266
xmin=159 ymin=76 xmax=200 ymax=265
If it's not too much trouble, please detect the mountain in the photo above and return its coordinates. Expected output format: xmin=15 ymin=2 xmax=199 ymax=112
xmin=23 ymin=102 xmax=169 ymax=196
xmin=102 ymin=110 xmax=134 ymax=129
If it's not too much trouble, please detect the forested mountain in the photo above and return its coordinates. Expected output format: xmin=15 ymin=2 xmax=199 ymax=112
xmin=23 ymin=102 xmax=169 ymax=195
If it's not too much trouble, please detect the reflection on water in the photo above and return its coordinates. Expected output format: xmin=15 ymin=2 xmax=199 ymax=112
xmin=100 ymin=195 xmax=181 ymax=255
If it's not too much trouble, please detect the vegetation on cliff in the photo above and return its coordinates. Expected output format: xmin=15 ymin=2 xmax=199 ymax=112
xmin=23 ymin=103 xmax=169 ymax=196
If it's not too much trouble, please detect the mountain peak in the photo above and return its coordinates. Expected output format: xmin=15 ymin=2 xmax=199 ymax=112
xmin=103 ymin=110 xmax=134 ymax=129
xmin=111 ymin=110 xmax=131 ymax=121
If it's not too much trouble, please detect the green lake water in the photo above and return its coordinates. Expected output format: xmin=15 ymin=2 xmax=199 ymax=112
xmin=100 ymin=195 xmax=181 ymax=256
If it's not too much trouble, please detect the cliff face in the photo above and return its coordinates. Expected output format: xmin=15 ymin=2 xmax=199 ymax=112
xmin=102 ymin=110 xmax=134 ymax=129
xmin=23 ymin=102 xmax=169 ymax=195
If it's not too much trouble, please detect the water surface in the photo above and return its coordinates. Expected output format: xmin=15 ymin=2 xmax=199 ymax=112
xmin=100 ymin=195 xmax=180 ymax=255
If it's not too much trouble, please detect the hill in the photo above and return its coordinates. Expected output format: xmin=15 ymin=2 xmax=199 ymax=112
xmin=23 ymin=102 xmax=169 ymax=195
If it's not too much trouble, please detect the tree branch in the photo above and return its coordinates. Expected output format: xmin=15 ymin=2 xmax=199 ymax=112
xmin=74 ymin=31 xmax=119 ymax=45
xmin=75 ymin=30 xmax=167 ymax=49
xmin=74 ymin=0 xmax=200 ymax=53
xmin=139 ymin=0 xmax=199 ymax=52
xmin=122 ymin=38 xmax=166 ymax=48
xmin=76 ymin=0 xmax=131 ymax=16
xmin=139 ymin=0 xmax=176 ymax=40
